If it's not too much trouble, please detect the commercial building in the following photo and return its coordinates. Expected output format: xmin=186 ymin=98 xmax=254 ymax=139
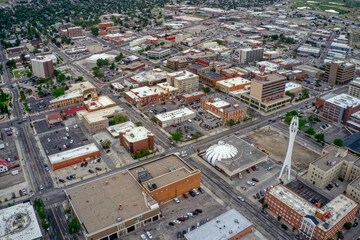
xmin=187 ymin=63 xmax=210 ymax=74
xmin=348 ymin=78 xmax=360 ymax=98
xmin=146 ymin=48 xmax=171 ymax=59
xmin=265 ymin=184 xmax=359 ymax=240
xmin=166 ymin=53 xmax=216 ymax=70
xmin=66 ymin=171 xmax=160 ymax=240
xmin=294 ymin=65 xmax=324 ymax=79
xmin=0 ymin=202 xmax=42 ymax=240
xmin=119 ymin=126 xmax=154 ymax=157
xmin=324 ymin=61 xmax=355 ymax=85
xmin=155 ymin=108 xmax=196 ymax=128
xmin=184 ymin=209 xmax=253 ymax=240
xmin=49 ymin=81 xmax=98 ymax=109
xmin=66 ymin=27 xmax=83 ymax=37
xmin=0 ymin=158 xmax=10 ymax=173
xmin=107 ymin=121 xmax=135 ymax=138
xmin=238 ymin=47 xmax=264 ymax=64
xmin=297 ymin=45 xmax=321 ymax=58
xmin=129 ymin=69 xmax=167 ymax=86
xmin=347 ymin=110 xmax=360 ymax=131
xmin=166 ymin=70 xmax=199 ymax=94
xmin=82 ymin=106 xmax=126 ymax=134
xmin=128 ymin=154 xmax=201 ymax=203
xmin=49 ymin=143 xmax=100 ymax=170
xmin=204 ymin=136 xmax=267 ymax=177
xmin=285 ymin=82 xmax=302 ymax=95
xmin=306 ymin=145 xmax=360 ymax=189
xmin=330 ymin=42 xmax=351 ymax=53
xmin=181 ymin=91 xmax=207 ymax=102
xmin=31 ymin=56 xmax=54 ymax=79
xmin=315 ymin=93 xmax=360 ymax=124
xmin=198 ymin=72 xmax=226 ymax=87
xmin=46 ymin=112 xmax=63 ymax=126
xmin=215 ymin=77 xmax=251 ymax=93
xmin=201 ymin=95 xmax=247 ymax=123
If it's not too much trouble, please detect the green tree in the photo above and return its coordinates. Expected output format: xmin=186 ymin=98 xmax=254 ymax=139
xmin=202 ymin=87 xmax=211 ymax=93
xmin=227 ymin=119 xmax=236 ymax=126
xmin=100 ymin=139 xmax=112 ymax=149
xmin=6 ymin=60 xmax=16 ymax=69
xmin=315 ymin=133 xmax=325 ymax=142
xmin=170 ymin=130 xmax=183 ymax=142
xmin=302 ymin=88 xmax=309 ymax=98
xmin=333 ymin=139 xmax=343 ymax=147
xmin=91 ymin=27 xmax=99 ymax=36
xmin=68 ymin=217 xmax=80 ymax=234
xmin=262 ymin=203 xmax=268 ymax=209
xmin=53 ymin=88 xmax=65 ymax=98
xmin=150 ymin=115 xmax=157 ymax=122
xmin=285 ymin=91 xmax=293 ymax=98
xmin=110 ymin=62 xmax=115 ymax=70
xmin=344 ymin=222 xmax=352 ymax=229
xmin=135 ymin=122 xmax=143 ymax=126
xmin=336 ymin=231 xmax=343 ymax=237
xmin=277 ymin=216 xmax=281 ymax=221
xmin=304 ymin=128 xmax=316 ymax=135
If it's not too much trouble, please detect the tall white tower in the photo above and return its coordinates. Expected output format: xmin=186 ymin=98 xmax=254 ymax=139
xmin=279 ymin=116 xmax=299 ymax=181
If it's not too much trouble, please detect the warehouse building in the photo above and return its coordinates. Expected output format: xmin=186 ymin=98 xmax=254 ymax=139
xmin=49 ymin=143 xmax=100 ymax=170
xmin=119 ymin=126 xmax=155 ymax=157
xmin=66 ymin=171 xmax=160 ymax=240
xmin=128 ymin=154 xmax=201 ymax=203
xmin=265 ymin=184 xmax=359 ymax=240
xmin=155 ymin=108 xmax=196 ymax=128
xmin=184 ymin=209 xmax=253 ymax=240
xmin=297 ymin=45 xmax=321 ymax=57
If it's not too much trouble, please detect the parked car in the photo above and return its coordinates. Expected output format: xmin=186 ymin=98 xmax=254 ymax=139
xmin=189 ymin=191 xmax=196 ymax=197
xmin=177 ymin=217 xmax=185 ymax=222
xmin=95 ymin=167 xmax=102 ymax=171
xmin=256 ymin=193 xmax=260 ymax=199
xmin=198 ymin=187 xmax=205 ymax=193
xmin=261 ymin=209 xmax=267 ymax=215
xmin=19 ymin=190 xmax=23 ymax=196
xmin=183 ymin=193 xmax=188 ymax=199
xmin=298 ymin=185 xmax=304 ymax=189
xmin=59 ymin=179 xmax=65 ymax=183
xmin=140 ymin=234 xmax=147 ymax=240
xmin=88 ymin=169 xmax=94 ymax=174
xmin=252 ymin=178 xmax=259 ymax=182
xmin=146 ymin=231 xmax=153 ymax=239
xmin=174 ymin=197 xmax=180 ymax=204
xmin=192 ymin=188 xmax=199 ymax=195
xmin=246 ymin=169 xmax=250 ymax=173
xmin=281 ymin=224 xmax=288 ymax=231
xmin=237 ymin=196 xmax=244 ymax=201
xmin=169 ymin=222 xmax=175 ymax=226
xmin=353 ymin=222 xmax=358 ymax=227
xmin=195 ymin=209 xmax=202 ymax=213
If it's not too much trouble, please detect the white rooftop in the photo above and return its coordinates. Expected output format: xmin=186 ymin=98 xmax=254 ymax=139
xmin=131 ymin=86 xmax=157 ymax=98
xmin=50 ymin=90 xmax=82 ymax=103
xmin=121 ymin=126 xmax=153 ymax=143
xmin=326 ymin=93 xmax=360 ymax=109
xmin=216 ymin=77 xmax=250 ymax=88
xmin=184 ymin=209 xmax=252 ymax=240
xmin=0 ymin=202 xmax=42 ymax=240
xmin=207 ymin=98 xmax=229 ymax=109
xmin=206 ymin=141 xmax=238 ymax=166
xmin=131 ymin=70 xmax=167 ymax=83
xmin=48 ymin=143 xmax=99 ymax=165
xmin=285 ymin=82 xmax=302 ymax=91
xmin=87 ymin=53 xmax=115 ymax=61
xmin=106 ymin=121 xmax=135 ymax=138
xmin=167 ymin=70 xmax=198 ymax=81
xmin=155 ymin=108 xmax=195 ymax=122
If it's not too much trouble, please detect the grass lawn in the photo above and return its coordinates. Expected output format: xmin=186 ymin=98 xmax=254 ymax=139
xmin=12 ymin=69 xmax=26 ymax=79
xmin=290 ymin=0 xmax=354 ymax=13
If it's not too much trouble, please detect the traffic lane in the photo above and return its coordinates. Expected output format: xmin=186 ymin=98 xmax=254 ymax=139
xmin=48 ymin=207 xmax=65 ymax=240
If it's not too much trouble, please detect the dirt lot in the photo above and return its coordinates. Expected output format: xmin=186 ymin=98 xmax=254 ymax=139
xmin=248 ymin=127 xmax=320 ymax=171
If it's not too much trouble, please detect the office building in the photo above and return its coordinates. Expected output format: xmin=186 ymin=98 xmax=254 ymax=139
xmin=184 ymin=209 xmax=253 ymax=240
xmin=348 ymin=78 xmax=360 ymax=98
xmin=66 ymin=27 xmax=83 ymax=37
xmin=198 ymin=72 xmax=226 ymax=87
xmin=0 ymin=202 xmax=43 ymax=240
xmin=146 ymin=48 xmax=171 ymax=59
xmin=297 ymin=45 xmax=321 ymax=58
xmin=128 ymin=154 xmax=201 ymax=203
xmin=49 ymin=143 xmax=100 ymax=170
xmin=215 ymin=77 xmax=251 ymax=93
xmin=201 ymin=94 xmax=247 ymax=123
xmin=166 ymin=70 xmax=199 ymax=94
xmin=324 ymin=61 xmax=355 ymax=85
xmin=119 ymin=126 xmax=155 ymax=157
xmin=306 ymin=145 xmax=360 ymax=189
xmin=265 ymin=184 xmax=359 ymax=240
xmin=66 ymin=171 xmax=160 ymax=240
xmin=238 ymin=48 xmax=264 ymax=64
xmin=107 ymin=121 xmax=135 ymax=138
xmin=187 ymin=63 xmax=210 ymax=74
xmin=155 ymin=108 xmax=196 ymax=128
xmin=31 ymin=56 xmax=54 ymax=79
xmin=315 ymin=93 xmax=360 ymax=124
xmin=129 ymin=69 xmax=167 ymax=86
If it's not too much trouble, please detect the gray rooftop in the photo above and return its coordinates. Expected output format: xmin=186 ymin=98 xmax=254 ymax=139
xmin=184 ymin=209 xmax=253 ymax=240
xmin=200 ymin=71 xmax=225 ymax=80
xmin=189 ymin=63 xmax=208 ymax=70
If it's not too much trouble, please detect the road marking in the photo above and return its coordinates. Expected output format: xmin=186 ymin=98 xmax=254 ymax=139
xmin=22 ymin=126 xmax=43 ymax=186
xmin=51 ymin=208 xmax=65 ymax=240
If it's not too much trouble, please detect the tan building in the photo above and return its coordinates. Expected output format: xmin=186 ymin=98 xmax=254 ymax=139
xmin=119 ymin=126 xmax=155 ymax=157
xmin=31 ymin=56 xmax=54 ymax=79
xmin=306 ymin=145 xmax=360 ymax=189
xmin=346 ymin=176 xmax=360 ymax=203
xmin=166 ymin=70 xmax=199 ymax=94
xmin=324 ymin=61 xmax=355 ymax=85
xmin=82 ymin=106 xmax=126 ymax=134
xmin=66 ymin=27 xmax=83 ymax=38
xmin=49 ymin=81 xmax=98 ymax=109
xmin=349 ymin=78 xmax=360 ymax=99
xmin=215 ymin=77 xmax=251 ymax=93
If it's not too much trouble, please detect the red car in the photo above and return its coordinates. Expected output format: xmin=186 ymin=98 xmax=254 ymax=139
xmin=246 ymin=169 xmax=250 ymax=173
xmin=252 ymin=166 xmax=256 ymax=171
xmin=19 ymin=190 xmax=23 ymax=196
xmin=12 ymin=164 xmax=20 ymax=169
xmin=177 ymin=217 xmax=185 ymax=222
xmin=185 ymin=104 xmax=189 ymax=107
xmin=171 ymin=124 xmax=177 ymax=127
xmin=183 ymin=193 xmax=188 ymax=199
xmin=173 ymin=101 xmax=176 ymax=105
xmin=298 ymin=185 xmax=304 ymax=190
xmin=14 ymin=155 xmax=18 ymax=160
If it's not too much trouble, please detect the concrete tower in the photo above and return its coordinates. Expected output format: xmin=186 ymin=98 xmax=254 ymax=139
xmin=279 ymin=116 xmax=299 ymax=181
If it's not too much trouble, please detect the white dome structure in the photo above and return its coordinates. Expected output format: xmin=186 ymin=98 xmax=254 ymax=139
xmin=205 ymin=141 xmax=238 ymax=166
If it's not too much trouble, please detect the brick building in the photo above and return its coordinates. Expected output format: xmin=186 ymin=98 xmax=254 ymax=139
xmin=200 ymin=95 xmax=247 ymax=122
xmin=49 ymin=143 xmax=100 ymax=170
xmin=46 ymin=112 xmax=63 ymax=126
xmin=98 ymin=22 xmax=114 ymax=29
xmin=186 ymin=63 xmax=209 ymax=74
xmin=119 ymin=126 xmax=155 ymax=157
xmin=31 ymin=56 xmax=54 ymax=79
xmin=66 ymin=27 xmax=83 ymax=38
xmin=181 ymin=91 xmax=206 ymax=102
xmin=199 ymin=72 xmax=226 ymax=87
xmin=215 ymin=77 xmax=251 ymax=93
xmin=265 ymin=184 xmax=359 ymax=240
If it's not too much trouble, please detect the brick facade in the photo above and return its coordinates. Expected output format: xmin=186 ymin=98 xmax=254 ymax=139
xmin=52 ymin=150 xmax=100 ymax=170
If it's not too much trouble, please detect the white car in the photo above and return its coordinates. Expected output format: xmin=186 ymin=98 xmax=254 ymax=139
xmin=173 ymin=219 xmax=181 ymax=224
xmin=237 ymin=196 xmax=244 ymax=201
xmin=174 ymin=197 xmax=180 ymax=204
xmin=140 ymin=234 xmax=147 ymax=240
xmin=246 ymin=181 xmax=255 ymax=186
xmin=146 ymin=231 xmax=153 ymax=239
xmin=192 ymin=188 xmax=199 ymax=195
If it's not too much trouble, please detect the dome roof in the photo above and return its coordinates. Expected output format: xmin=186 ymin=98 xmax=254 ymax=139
xmin=205 ymin=141 xmax=238 ymax=166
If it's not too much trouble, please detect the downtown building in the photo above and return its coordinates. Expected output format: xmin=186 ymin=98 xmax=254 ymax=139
xmin=348 ymin=78 xmax=360 ymax=99
xmin=265 ymin=184 xmax=359 ymax=240
xmin=119 ymin=126 xmax=155 ymax=157
xmin=324 ymin=61 xmax=355 ymax=85
xmin=31 ymin=56 xmax=54 ymax=79
xmin=238 ymin=47 xmax=264 ymax=64
xmin=166 ymin=70 xmax=199 ymax=94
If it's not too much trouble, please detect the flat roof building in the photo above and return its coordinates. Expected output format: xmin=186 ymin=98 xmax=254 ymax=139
xmin=66 ymin=170 xmax=160 ymax=240
xmin=155 ymin=108 xmax=196 ymax=128
xmin=0 ymin=202 xmax=42 ymax=240
xmin=348 ymin=78 xmax=360 ymax=99
xmin=198 ymin=71 xmax=226 ymax=87
xmin=294 ymin=65 xmax=324 ymax=79
xmin=31 ymin=56 xmax=54 ymax=79
xmin=146 ymin=48 xmax=171 ymax=59
xmin=324 ymin=61 xmax=355 ymax=85
xmin=119 ymin=126 xmax=154 ymax=157
xmin=106 ymin=121 xmax=135 ymax=138
xmin=297 ymin=45 xmax=321 ymax=58
xmin=129 ymin=69 xmax=167 ymax=86
xmin=48 ymin=143 xmax=100 ymax=170
xmin=215 ymin=77 xmax=251 ymax=93
xmin=167 ymin=70 xmax=199 ymax=94
xmin=239 ymin=47 xmax=264 ymax=64
xmin=184 ymin=209 xmax=253 ymax=240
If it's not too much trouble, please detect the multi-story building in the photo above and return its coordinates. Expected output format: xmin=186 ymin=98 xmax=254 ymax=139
xmin=306 ymin=145 xmax=360 ymax=189
xmin=146 ymin=48 xmax=171 ymax=59
xmin=294 ymin=65 xmax=324 ymax=79
xmin=66 ymin=27 xmax=83 ymax=37
xmin=297 ymin=45 xmax=321 ymax=57
xmin=215 ymin=77 xmax=251 ymax=93
xmin=129 ymin=69 xmax=167 ymax=86
xmin=31 ymin=56 xmax=54 ymax=79
xmin=186 ymin=63 xmax=210 ymax=74
xmin=198 ymin=72 xmax=226 ymax=87
xmin=348 ymin=78 xmax=360 ymax=98
xmin=155 ymin=108 xmax=196 ymax=128
xmin=265 ymin=184 xmax=359 ymax=240
xmin=315 ymin=93 xmax=360 ymax=124
xmin=200 ymin=94 xmax=247 ymax=123
xmin=119 ymin=126 xmax=154 ymax=157
xmin=324 ymin=61 xmax=355 ymax=85
xmin=238 ymin=47 xmax=264 ymax=64
xmin=166 ymin=70 xmax=199 ymax=94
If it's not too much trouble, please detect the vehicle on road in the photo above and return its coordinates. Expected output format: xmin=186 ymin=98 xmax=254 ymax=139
xmin=39 ymin=185 xmax=43 ymax=190
xmin=237 ymin=196 xmax=244 ymax=201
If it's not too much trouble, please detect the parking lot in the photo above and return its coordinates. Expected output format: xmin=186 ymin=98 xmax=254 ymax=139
xmin=25 ymin=96 xmax=52 ymax=113
xmin=33 ymin=120 xmax=64 ymax=134
xmin=38 ymin=124 xmax=90 ymax=156
xmin=286 ymin=180 xmax=330 ymax=208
